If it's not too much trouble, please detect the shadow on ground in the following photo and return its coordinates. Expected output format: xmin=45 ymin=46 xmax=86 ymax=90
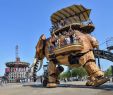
xmin=23 ymin=82 xmax=113 ymax=91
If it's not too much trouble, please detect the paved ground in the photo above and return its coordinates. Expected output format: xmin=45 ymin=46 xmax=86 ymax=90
xmin=0 ymin=81 xmax=113 ymax=95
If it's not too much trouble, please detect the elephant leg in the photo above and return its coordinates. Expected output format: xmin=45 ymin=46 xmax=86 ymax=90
xmin=47 ymin=61 xmax=57 ymax=88
xmin=80 ymin=51 xmax=109 ymax=87
xmin=56 ymin=65 xmax=64 ymax=84
xmin=84 ymin=61 xmax=109 ymax=87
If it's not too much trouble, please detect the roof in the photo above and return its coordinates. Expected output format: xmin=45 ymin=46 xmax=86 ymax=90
xmin=6 ymin=61 xmax=30 ymax=67
xmin=51 ymin=4 xmax=91 ymax=25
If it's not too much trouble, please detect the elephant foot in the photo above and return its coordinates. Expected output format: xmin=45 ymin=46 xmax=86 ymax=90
xmin=86 ymin=81 xmax=94 ymax=86
xmin=93 ymin=77 xmax=110 ymax=87
xmin=47 ymin=83 xmax=57 ymax=88
xmin=86 ymin=77 xmax=110 ymax=87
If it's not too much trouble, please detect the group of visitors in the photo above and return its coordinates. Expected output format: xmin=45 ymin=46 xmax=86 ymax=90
xmin=48 ymin=29 xmax=81 ymax=53
xmin=50 ymin=18 xmax=74 ymax=33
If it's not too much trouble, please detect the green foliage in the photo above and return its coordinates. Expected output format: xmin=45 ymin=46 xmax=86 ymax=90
xmin=105 ymin=66 xmax=112 ymax=76
xmin=60 ymin=67 xmax=87 ymax=79
xmin=71 ymin=67 xmax=87 ymax=77
xmin=60 ymin=71 xmax=71 ymax=79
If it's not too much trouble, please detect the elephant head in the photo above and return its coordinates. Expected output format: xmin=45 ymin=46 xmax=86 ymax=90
xmin=35 ymin=34 xmax=46 ymax=60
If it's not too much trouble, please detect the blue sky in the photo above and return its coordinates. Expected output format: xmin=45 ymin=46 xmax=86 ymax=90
xmin=0 ymin=0 xmax=113 ymax=76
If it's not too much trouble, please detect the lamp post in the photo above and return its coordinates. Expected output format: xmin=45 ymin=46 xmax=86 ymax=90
xmin=111 ymin=65 xmax=113 ymax=82
xmin=70 ymin=70 xmax=73 ymax=81
xmin=42 ymin=64 xmax=48 ymax=86
xmin=97 ymin=47 xmax=101 ymax=70
xmin=43 ymin=64 xmax=48 ymax=79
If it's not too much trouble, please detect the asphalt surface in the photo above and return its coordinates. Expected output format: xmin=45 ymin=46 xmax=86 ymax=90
xmin=0 ymin=81 xmax=113 ymax=95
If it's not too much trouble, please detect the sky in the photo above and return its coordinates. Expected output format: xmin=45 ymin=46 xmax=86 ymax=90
xmin=0 ymin=0 xmax=113 ymax=76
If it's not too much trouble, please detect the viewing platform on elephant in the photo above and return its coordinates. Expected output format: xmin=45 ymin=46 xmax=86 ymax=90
xmin=50 ymin=4 xmax=95 ymax=34
xmin=52 ymin=23 xmax=95 ymax=35
xmin=53 ymin=44 xmax=83 ymax=56
xmin=48 ymin=38 xmax=83 ymax=56
xmin=48 ymin=4 xmax=95 ymax=56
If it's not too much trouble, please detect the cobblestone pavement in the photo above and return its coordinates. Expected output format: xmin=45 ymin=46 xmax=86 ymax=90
xmin=0 ymin=81 xmax=113 ymax=95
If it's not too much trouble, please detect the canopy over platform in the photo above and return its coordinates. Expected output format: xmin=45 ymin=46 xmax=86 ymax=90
xmin=51 ymin=4 xmax=91 ymax=25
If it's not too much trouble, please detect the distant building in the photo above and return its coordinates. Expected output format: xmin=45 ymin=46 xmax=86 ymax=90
xmin=4 ymin=45 xmax=30 ymax=83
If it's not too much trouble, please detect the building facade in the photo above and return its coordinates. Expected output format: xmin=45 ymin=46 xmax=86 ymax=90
xmin=4 ymin=46 xmax=30 ymax=83
xmin=5 ymin=58 xmax=30 ymax=83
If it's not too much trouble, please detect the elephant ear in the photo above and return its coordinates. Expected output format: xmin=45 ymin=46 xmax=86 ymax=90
xmin=35 ymin=34 xmax=46 ymax=60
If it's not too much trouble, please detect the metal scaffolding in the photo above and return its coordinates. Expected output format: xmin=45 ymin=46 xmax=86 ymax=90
xmin=106 ymin=37 xmax=113 ymax=51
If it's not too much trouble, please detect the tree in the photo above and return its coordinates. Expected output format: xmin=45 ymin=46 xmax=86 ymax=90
xmin=105 ymin=66 xmax=112 ymax=76
xmin=60 ymin=67 xmax=87 ymax=80
xmin=60 ymin=71 xmax=71 ymax=80
xmin=71 ymin=67 xmax=87 ymax=78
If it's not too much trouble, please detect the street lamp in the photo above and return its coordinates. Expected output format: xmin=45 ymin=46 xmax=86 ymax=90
xmin=111 ymin=65 xmax=113 ymax=82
